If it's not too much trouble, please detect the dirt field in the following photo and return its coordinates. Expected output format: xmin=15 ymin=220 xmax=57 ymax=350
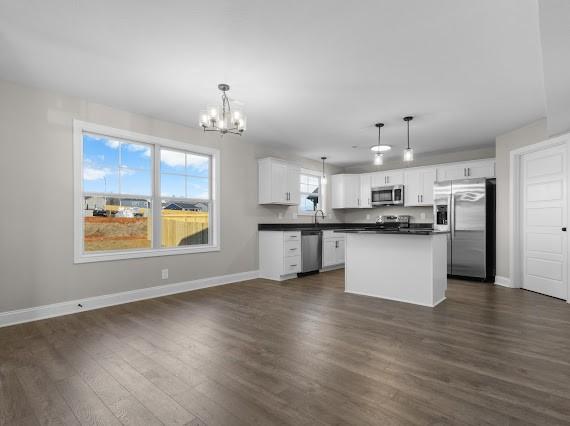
xmin=84 ymin=212 xmax=209 ymax=251
xmin=84 ymin=217 xmax=151 ymax=251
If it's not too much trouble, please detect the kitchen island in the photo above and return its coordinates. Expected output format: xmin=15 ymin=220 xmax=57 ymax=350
xmin=341 ymin=230 xmax=448 ymax=307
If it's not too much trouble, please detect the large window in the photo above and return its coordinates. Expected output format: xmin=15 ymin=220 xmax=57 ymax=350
xmin=299 ymin=171 xmax=322 ymax=214
xmin=74 ymin=121 xmax=219 ymax=263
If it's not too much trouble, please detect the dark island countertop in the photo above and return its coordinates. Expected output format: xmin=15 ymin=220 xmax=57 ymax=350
xmin=337 ymin=229 xmax=448 ymax=235
xmin=258 ymin=223 xmax=434 ymax=232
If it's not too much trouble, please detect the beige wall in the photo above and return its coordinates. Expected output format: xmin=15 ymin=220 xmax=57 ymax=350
xmin=494 ymin=119 xmax=548 ymax=280
xmin=0 ymin=80 xmax=342 ymax=313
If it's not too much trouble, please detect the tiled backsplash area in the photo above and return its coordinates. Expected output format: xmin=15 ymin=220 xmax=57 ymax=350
xmin=339 ymin=206 xmax=433 ymax=223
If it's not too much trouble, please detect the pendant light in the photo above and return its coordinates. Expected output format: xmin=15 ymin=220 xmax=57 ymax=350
xmin=403 ymin=116 xmax=414 ymax=162
xmin=321 ymin=157 xmax=327 ymax=184
xmin=373 ymin=123 xmax=385 ymax=165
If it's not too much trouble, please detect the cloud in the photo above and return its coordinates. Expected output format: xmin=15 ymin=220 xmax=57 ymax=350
xmin=160 ymin=150 xmax=209 ymax=173
xmin=160 ymin=150 xmax=186 ymax=168
xmin=119 ymin=168 xmax=136 ymax=176
xmin=84 ymin=167 xmax=112 ymax=181
xmin=126 ymin=143 xmax=151 ymax=157
xmin=105 ymin=139 xmax=120 ymax=149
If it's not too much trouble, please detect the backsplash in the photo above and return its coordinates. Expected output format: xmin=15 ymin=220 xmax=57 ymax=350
xmin=339 ymin=206 xmax=433 ymax=223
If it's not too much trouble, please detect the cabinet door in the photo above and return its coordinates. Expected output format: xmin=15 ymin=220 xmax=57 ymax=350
xmin=404 ymin=169 xmax=421 ymax=206
xmin=437 ymin=164 xmax=468 ymax=181
xmin=420 ymin=168 xmax=437 ymax=205
xmin=322 ymin=239 xmax=337 ymax=267
xmin=331 ymin=175 xmax=344 ymax=209
xmin=360 ymin=173 xmax=372 ymax=208
xmin=271 ymin=161 xmax=288 ymax=202
xmin=371 ymin=172 xmax=386 ymax=187
xmin=335 ymin=239 xmax=346 ymax=265
xmin=342 ymin=175 xmax=361 ymax=208
xmin=286 ymin=165 xmax=300 ymax=205
xmin=465 ymin=160 xmax=495 ymax=179
xmin=385 ymin=170 xmax=404 ymax=185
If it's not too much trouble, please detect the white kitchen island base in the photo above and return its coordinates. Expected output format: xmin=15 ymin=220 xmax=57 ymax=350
xmin=344 ymin=232 xmax=448 ymax=307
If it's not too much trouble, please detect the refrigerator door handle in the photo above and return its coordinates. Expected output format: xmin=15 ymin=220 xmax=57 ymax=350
xmin=450 ymin=194 xmax=455 ymax=239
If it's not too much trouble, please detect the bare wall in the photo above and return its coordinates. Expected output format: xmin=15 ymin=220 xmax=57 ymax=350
xmin=0 ymin=80 xmax=341 ymax=313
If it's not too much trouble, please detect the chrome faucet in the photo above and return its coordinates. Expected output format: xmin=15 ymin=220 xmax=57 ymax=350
xmin=314 ymin=209 xmax=325 ymax=225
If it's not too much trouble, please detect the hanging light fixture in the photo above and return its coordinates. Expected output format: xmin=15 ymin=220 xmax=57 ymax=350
xmin=321 ymin=157 xmax=327 ymax=184
xmin=403 ymin=116 xmax=414 ymax=162
xmin=371 ymin=123 xmax=387 ymax=165
xmin=199 ymin=83 xmax=246 ymax=136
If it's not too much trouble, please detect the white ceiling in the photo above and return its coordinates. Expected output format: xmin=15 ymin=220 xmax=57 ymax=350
xmin=0 ymin=0 xmax=546 ymax=166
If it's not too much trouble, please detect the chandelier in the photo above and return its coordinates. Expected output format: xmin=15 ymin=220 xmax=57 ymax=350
xmin=199 ymin=83 xmax=247 ymax=136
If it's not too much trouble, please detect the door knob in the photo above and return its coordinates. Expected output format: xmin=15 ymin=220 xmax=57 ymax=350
xmin=562 ymin=227 xmax=567 ymax=231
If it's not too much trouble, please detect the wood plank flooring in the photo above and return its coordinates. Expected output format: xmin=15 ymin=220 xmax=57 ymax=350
xmin=1 ymin=270 xmax=569 ymax=425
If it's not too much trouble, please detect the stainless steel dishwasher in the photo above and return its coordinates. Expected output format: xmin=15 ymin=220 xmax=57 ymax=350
xmin=300 ymin=230 xmax=322 ymax=274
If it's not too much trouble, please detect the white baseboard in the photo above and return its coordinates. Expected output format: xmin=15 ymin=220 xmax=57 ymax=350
xmin=494 ymin=275 xmax=514 ymax=288
xmin=0 ymin=270 xmax=259 ymax=328
xmin=345 ymin=289 xmax=444 ymax=308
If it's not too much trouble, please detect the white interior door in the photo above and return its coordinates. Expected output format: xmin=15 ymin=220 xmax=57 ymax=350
xmin=521 ymin=144 xmax=568 ymax=299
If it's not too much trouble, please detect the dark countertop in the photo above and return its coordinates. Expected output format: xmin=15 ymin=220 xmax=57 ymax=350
xmin=338 ymin=229 xmax=448 ymax=235
xmin=258 ymin=223 xmax=434 ymax=232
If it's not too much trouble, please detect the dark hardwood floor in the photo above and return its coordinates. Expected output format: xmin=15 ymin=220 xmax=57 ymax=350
xmin=1 ymin=270 xmax=569 ymax=425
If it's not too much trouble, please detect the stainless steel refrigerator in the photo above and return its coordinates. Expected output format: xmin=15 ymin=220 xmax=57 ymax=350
xmin=433 ymin=178 xmax=496 ymax=281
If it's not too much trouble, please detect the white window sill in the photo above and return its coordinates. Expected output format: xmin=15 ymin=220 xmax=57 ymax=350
xmin=74 ymin=245 xmax=220 ymax=264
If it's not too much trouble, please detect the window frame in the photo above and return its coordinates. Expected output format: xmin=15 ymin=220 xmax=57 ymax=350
xmin=73 ymin=120 xmax=220 ymax=263
xmin=298 ymin=168 xmax=325 ymax=215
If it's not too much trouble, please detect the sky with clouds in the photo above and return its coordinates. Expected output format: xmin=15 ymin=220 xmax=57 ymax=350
xmin=83 ymin=134 xmax=210 ymax=199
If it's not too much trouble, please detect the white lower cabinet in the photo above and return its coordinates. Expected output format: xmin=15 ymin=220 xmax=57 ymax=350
xmin=322 ymin=231 xmax=346 ymax=268
xmin=259 ymin=231 xmax=301 ymax=281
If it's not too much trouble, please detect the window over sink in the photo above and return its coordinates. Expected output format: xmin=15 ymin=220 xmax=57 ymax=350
xmin=298 ymin=170 xmax=323 ymax=215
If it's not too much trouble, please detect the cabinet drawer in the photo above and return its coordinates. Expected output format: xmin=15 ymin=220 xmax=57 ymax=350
xmin=283 ymin=231 xmax=301 ymax=241
xmin=284 ymin=240 xmax=301 ymax=256
xmin=322 ymin=230 xmax=346 ymax=239
xmin=283 ymin=256 xmax=301 ymax=274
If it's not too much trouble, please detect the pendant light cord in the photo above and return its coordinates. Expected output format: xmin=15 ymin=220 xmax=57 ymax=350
xmin=407 ymin=120 xmax=410 ymax=149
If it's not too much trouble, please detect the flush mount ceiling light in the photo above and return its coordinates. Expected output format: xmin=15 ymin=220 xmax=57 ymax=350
xmin=403 ymin=116 xmax=414 ymax=162
xmin=199 ymin=83 xmax=246 ymax=136
xmin=321 ymin=156 xmax=328 ymax=184
xmin=371 ymin=123 xmax=387 ymax=165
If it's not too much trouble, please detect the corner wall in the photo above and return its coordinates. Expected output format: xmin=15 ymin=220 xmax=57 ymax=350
xmin=0 ymin=80 xmax=342 ymax=313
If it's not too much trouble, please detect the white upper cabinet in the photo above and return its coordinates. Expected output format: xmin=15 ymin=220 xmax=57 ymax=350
xmin=436 ymin=159 xmax=495 ymax=182
xmin=404 ymin=167 xmax=437 ymax=206
xmin=359 ymin=173 xmax=372 ymax=208
xmin=371 ymin=170 xmax=404 ymax=187
xmin=258 ymin=157 xmax=300 ymax=205
xmin=330 ymin=158 xmax=495 ymax=209
xmin=332 ymin=174 xmax=361 ymax=208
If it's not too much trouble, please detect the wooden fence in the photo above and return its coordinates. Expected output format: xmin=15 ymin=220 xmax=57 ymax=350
xmin=161 ymin=210 xmax=209 ymax=247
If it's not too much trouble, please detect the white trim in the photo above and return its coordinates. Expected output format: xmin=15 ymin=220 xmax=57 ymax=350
xmin=509 ymin=132 xmax=570 ymax=299
xmin=0 ymin=270 xmax=259 ymax=328
xmin=345 ymin=290 xmax=446 ymax=308
xmin=73 ymin=120 xmax=221 ymax=263
xmin=494 ymin=275 xmax=514 ymax=288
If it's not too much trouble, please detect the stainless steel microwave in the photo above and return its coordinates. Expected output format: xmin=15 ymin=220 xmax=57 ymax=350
xmin=371 ymin=185 xmax=404 ymax=206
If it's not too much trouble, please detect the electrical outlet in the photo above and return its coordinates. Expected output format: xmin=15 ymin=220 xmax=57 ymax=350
xmin=278 ymin=212 xmax=283 ymax=219
xmin=161 ymin=269 xmax=168 ymax=280
xmin=420 ymin=212 xmax=426 ymax=221
xmin=292 ymin=212 xmax=298 ymax=219
xmin=366 ymin=214 xmax=371 ymax=220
